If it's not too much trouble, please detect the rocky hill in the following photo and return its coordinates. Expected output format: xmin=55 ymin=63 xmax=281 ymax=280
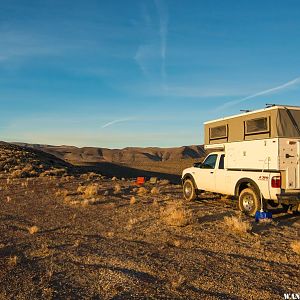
xmin=0 ymin=141 xmax=71 ymax=178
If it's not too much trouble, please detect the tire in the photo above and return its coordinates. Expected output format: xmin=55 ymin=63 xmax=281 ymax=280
xmin=183 ymin=179 xmax=197 ymax=201
xmin=238 ymin=187 xmax=262 ymax=216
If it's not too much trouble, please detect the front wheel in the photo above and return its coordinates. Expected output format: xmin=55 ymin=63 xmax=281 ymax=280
xmin=183 ymin=179 xmax=197 ymax=201
xmin=238 ymin=187 xmax=263 ymax=216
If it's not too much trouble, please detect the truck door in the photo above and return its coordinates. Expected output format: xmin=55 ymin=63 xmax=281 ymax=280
xmin=194 ymin=154 xmax=218 ymax=192
xmin=213 ymin=154 xmax=229 ymax=194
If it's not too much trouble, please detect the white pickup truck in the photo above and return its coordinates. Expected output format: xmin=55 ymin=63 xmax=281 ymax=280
xmin=182 ymin=105 xmax=300 ymax=216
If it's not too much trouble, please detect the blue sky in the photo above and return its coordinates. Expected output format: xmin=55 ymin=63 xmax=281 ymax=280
xmin=1 ymin=0 xmax=300 ymax=148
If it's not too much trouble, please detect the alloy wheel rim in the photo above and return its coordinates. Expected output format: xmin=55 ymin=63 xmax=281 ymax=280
xmin=184 ymin=183 xmax=192 ymax=198
xmin=242 ymin=194 xmax=254 ymax=211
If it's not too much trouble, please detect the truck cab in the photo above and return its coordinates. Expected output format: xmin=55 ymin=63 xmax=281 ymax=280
xmin=182 ymin=152 xmax=227 ymax=195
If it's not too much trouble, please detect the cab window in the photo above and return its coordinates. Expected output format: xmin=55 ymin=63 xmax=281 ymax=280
xmin=201 ymin=154 xmax=218 ymax=169
xmin=219 ymin=154 xmax=225 ymax=169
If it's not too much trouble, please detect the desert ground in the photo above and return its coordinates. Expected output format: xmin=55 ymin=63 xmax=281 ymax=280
xmin=0 ymin=142 xmax=300 ymax=299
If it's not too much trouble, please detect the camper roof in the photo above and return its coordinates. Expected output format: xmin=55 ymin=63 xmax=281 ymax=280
xmin=204 ymin=105 xmax=300 ymax=124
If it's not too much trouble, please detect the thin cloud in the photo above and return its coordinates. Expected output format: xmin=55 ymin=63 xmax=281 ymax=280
xmin=102 ymin=118 xmax=134 ymax=129
xmin=218 ymin=76 xmax=300 ymax=110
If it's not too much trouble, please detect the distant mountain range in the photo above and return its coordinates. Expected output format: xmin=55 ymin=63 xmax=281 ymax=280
xmin=13 ymin=143 xmax=206 ymax=165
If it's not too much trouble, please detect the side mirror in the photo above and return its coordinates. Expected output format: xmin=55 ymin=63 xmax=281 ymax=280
xmin=193 ymin=162 xmax=202 ymax=168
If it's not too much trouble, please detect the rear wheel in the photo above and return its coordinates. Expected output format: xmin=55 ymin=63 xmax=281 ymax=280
xmin=238 ymin=187 xmax=262 ymax=216
xmin=183 ymin=179 xmax=197 ymax=201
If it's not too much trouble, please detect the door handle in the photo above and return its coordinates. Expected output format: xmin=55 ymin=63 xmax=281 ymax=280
xmin=210 ymin=171 xmax=214 ymax=174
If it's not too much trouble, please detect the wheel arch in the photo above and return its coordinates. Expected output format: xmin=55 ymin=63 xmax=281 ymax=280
xmin=234 ymin=178 xmax=261 ymax=198
xmin=182 ymin=173 xmax=197 ymax=189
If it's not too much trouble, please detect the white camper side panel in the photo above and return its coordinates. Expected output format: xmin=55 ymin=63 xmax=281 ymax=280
xmin=225 ymin=138 xmax=279 ymax=170
xmin=278 ymin=138 xmax=300 ymax=189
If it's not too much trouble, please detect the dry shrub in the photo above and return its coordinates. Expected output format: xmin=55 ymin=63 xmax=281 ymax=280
xmin=87 ymin=172 xmax=98 ymax=180
xmin=21 ymin=181 xmax=28 ymax=188
xmin=8 ymin=255 xmax=18 ymax=266
xmin=126 ymin=218 xmax=138 ymax=230
xmin=10 ymin=169 xmax=23 ymax=178
xmin=77 ymin=184 xmax=86 ymax=194
xmin=105 ymin=231 xmax=114 ymax=238
xmin=173 ymin=240 xmax=181 ymax=247
xmin=137 ymin=187 xmax=147 ymax=196
xmin=55 ymin=189 xmax=68 ymax=197
xmin=114 ymin=184 xmax=121 ymax=194
xmin=30 ymin=245 xmax=54 ymax=258
xmin=130 ymin=196 xmax=136 ymax=205
xmin=152 ymin=199 xmax=159 ymax=207
xmin=223 ymin=216 xmax=252 ymax=234
xmin=73 ymin=240 xmax=81 ymax=247
xmin=81 ymin=198 xmax=99 ymax=206
xmin=159 ymin=179 xmax=170 ymax=186
xmin=170 ymin=273 xmax=186 ymax=290
xmin=150 ymin=187 xmax=160 ymax=195
xmin=40 ymin=168 xmax=66 ymax=177
xmin=161 ymin=202 xmax=194 ymax=227
xmin=28 ymin=225 xmax=39 ymax=235
xmin=291 ymin=241 xmax=300 ymax=255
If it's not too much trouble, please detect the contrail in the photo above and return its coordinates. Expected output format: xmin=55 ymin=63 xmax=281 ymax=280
xmin=154 ymin=0 xmax=168 ymax=83
xmin=218 ymin=76 xmax=300 ymax=110
xmin=102 ymin=118 xmax=133 ymax=129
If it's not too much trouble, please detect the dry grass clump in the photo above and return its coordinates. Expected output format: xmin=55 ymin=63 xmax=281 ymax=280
xmin=28 ymin=225 xmax=39 ymax=235
xmin=137 ymin=187 xmax=148 ymax=196
xmin=113 ymin=184 xmax=121 ymax=194
xmin=130 ymin=196 xmax=136 ymax=205
xmin=150 ymin=187 xmax=160 ymax=195
xmin=291 ymin=241 xmax=300 ymax=255
xmin=161 ymin=202 xmax=194 ymax=227
xmin=78 ymin=183 xmax=101 ymax=198
xmin=223 ymin=216 xmax=252 ymax=234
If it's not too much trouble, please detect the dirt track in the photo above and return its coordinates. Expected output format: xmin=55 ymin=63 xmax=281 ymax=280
xmin=0 ymin=176 xmax=299 ymax=299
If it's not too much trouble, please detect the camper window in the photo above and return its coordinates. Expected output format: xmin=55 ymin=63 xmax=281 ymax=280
xmin=210 ymin=125 xmax=227 ymax=140
xmin=245 ymin=117 xmax=269 ymax=135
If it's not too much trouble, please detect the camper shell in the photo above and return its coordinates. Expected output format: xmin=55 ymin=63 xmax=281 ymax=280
xmin=204 ymin=105 xmax=300 ymax=145
xmin=204 ymin=105 xmax=300 ymax=190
